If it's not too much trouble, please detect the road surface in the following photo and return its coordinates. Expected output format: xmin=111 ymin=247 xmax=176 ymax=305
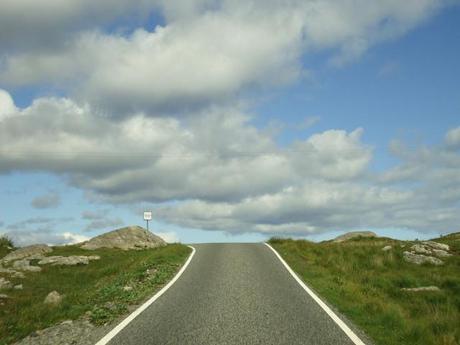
xmin=104 ymin=243 xmax=360 ymax=345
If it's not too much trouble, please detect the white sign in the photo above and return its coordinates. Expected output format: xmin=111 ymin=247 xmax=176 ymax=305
xmin=143 ymin=211 xmax=152 ymax=221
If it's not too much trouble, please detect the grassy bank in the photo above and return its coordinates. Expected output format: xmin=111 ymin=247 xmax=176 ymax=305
xmin=0 ymin=243 xmax=191 ymax=345
xmin=269 ymin=234 xmax=460 ymax=345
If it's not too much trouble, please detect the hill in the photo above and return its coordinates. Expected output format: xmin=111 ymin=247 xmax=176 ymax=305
xmin=269 ymin=233 xmax=459 ymax=345
xmin=0 ymin=228 xmax=191 ymax=345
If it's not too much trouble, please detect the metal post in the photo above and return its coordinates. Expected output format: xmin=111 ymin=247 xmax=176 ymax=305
xmin=146 ymin=220 xmax=149 ymax=231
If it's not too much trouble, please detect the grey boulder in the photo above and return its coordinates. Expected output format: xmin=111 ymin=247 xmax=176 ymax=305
xmin=81 ymin=226 xmax=166 ymax=250
xmin=1 ymin=244 xmax=52 ymax=263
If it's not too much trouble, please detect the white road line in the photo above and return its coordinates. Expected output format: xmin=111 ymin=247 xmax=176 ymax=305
xmin=94 ymin=245 xmax=196 ymax=345
xmin=264 ymin=243 xmax=366 ymax=345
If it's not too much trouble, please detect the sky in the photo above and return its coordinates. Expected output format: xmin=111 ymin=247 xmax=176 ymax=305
xmin=0 ymin=0 xmax=459 ymax=246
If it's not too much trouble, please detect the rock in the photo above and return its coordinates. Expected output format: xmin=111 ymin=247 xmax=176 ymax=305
xmin=44 ymin=291 xmax=62 ymax=306
xmin=87 ymin=255 xmax=101 ymax=261
xmin=1 ymin=244 xmax=52 ymax=263
xmin=13 ymin=259 xmax=42 ymax=272
xmin=38 ymin=255 xmax=100 ymax=266
xmin=382 ymin=245 xmax=392 ymax=251
xmin=14 ymin=284 xmax=23 ymax=290
xmin=403 ymin=251 xmax=444 ymax=265
xmin=401 ymin=286 xmax=440 ymax=292
xmin=145 ymin=268 xmax=158 ymax=277
xmin=38 ymin=256 xmax=91 ymax=266
xmin=332 ymin=231 xmax=377 ymax=243
xmin=411 ymin=244 xmax=432 ymax=255
xmin=123 ymin=286 xmax=133 ymax=292
xmin=0 ymin=277 xmax=13 ymax=290
xmin=12 ymin=271 xmax=25 ymax=279
xmin=0 ymin=294 xmax=9 ymax=299
xmin=81 ymin=226 xmax=166 ymax=250
xmin=12 ymin=319 xmax=95 ymax=345
xmin=431 ymin=249 xmax=452 ymax=257
xmin=422 ymin=241 xmax=450 ymax=251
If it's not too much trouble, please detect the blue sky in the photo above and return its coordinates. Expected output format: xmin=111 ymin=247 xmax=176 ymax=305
xmin=1 ymin=1 xmax=459 ymax=246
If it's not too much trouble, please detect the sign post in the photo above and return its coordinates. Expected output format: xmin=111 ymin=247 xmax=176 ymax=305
xmin=143 ymin=211 xmax=152 ymax=230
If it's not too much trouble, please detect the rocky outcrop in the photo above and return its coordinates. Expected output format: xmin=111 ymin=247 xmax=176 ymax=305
xmin=81 ymin=226 xmax=166 ymax=250
xmin=12 ymin=259 xmax=42 ymax=272
xmin=403 ymin=251 xmax=444 ymax=266
xmin=423 ymin=241 xmax=449 ymax=251
xmin=332 ymin=231 xmax=377 ymax=243
xmin=382 ymin=245 xmax=392 ymax=251
xmin=1 ymin=244 xmax=52 ymax=263
xmin=403 ymin=241 xmax=453 ymax=266
xmin=38 ymin=255 xmax=100 ymax=266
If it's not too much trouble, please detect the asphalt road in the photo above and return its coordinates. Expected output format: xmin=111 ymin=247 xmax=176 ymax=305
xmin=105 ymin=243 xmax=358 ymax=345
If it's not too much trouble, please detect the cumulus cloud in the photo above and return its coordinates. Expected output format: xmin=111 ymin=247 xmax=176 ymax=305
xmin=0 ymin=92 xmax=371 ymax=204
xmin=0 ymin=1 xmax=458 ymax=240
xmin=2 ymin=229 xmax=89 ymax=247
xmin=0 ymin=1 xmax=450 ymax=114
xmin=0 ymin=0 xmax=157 ymax=52
xmin=31 ymin=192 xmax=61 ymax=209
xmin=155 ymin=231 xmax=179 ymax=243
xmin=445 ymin=127 xmax=460 ymax=149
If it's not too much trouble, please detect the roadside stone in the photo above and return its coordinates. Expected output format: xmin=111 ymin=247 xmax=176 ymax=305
xmin=0 ymin=277 xmax=13 ymax=290
xmin=411 ymin=244 xmax=431 ymax=255
xmin=0 ymin=294 xmax=9 ymax=299
xmin=382 ymin=245 xmax=392 ymax=251
xmin=12 ymin=319 xmax=96 ymax=345
xmin=431 ymin=249 xmax=452 ymax=257
xmin=14 ymin=284 xmax=23 ymax=290
xmin=87 ymin=255 xmax=100 ymax=261
xmin=38 ymin=256 xmax=91 ymax=266
xmin=123 ymin=286 xmax=133 ymax=292
xmin=1 ymin=244 xmax=52 ymax=263
xmin=12 ymin=271 xmax=26 ymax=279
xmin=44 ymin=291 xmax=62 ymax=306
xmin=332 ymin=231 xmax=377 ymax=243
xmin=401 ymin=286 xmax=440 ymax=292
xmin=422 ymin=241 xmax=449 ymax=251
xmin=13 ymin=259 xmax=42 ymax=272
xmin=403 ymin=251 xmax=444 ymax=265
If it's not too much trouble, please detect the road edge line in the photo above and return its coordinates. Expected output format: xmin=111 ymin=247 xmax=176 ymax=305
xmin=264 ymin=242 xmax=366 ymax=345
xmin=94 ymin=245 xmax=196 ymax=345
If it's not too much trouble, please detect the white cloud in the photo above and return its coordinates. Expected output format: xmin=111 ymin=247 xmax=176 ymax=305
xmin=0 ymin=89 xmax=17 ymax=120
xmin=445 ymin=127 xmax=460 ymax=149
xmin=2 ymin=229 xmax=89 ymax=247
xmin=155 ymin=231 xmax=179 ymax=243
xmin=0 ymin=1 xmax=458 ymax=240
xmin=0 ymin=91 xmax=371 ymax=204
xmin=0 ymin=1 xmax=450 ymax=114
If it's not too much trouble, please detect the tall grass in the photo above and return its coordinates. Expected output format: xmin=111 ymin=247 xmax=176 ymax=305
xmin=269 ymin=236 xmax=460 ymax=345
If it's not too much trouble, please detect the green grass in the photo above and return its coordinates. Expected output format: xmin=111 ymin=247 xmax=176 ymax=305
xmin=269 ymin=235 xmax=460 ymax=345
xmin=0 ymin=243 xmax=191 ymax=345
xmin=0 ymin=236 xmax=14 ymax=259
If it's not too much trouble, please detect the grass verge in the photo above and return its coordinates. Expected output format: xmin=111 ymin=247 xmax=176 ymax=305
xmin=269 ymin=234 xmax=460 ymax=345
xmin=0 ymin=243 xmax=191 ymax=345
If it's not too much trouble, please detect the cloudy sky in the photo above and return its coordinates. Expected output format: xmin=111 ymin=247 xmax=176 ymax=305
xmin=1 ymin=0 xmax=459 ymax=246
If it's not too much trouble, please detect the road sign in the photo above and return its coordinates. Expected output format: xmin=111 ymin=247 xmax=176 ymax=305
xmin=143 ymin=211 xmax=152 ymax=221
